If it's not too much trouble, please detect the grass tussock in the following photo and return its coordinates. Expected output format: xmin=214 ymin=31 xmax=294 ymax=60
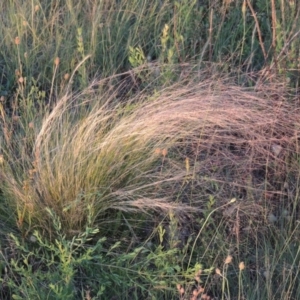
xmin=0 ymin=72 xmax=299 ymax=237
xmin=1 ymin=71 xmax=300 ymax=299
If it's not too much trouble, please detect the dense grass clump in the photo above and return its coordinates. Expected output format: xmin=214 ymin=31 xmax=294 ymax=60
xmin=1 ymin=71 xmax=300 ymax=299
xmin=0 ymin=1 xmax=300 ymax=299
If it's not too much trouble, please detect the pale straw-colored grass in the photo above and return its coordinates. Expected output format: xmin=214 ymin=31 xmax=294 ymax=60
xmin=0 ymin=72 xmax=298 ymax=238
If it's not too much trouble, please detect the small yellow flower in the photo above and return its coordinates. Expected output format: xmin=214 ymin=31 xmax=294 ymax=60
xmin=15 ymin=36 xmax=20 ymax=45
xmin=216 ymin=268 xmax=222 ymax=275
xmin=224 ymin=255 xmax=233 ymax=264
xmin=64 ymin=73 xmax=70 ymax=80
xmin=54 ymin=57 xmax=60 ymax=66
xmin=162 ymin=148 xmax=168 ymax=157
xmin=239 ymin=261 xmax=245 ymax=270
xmin=154 ymin=148 xmax=161 ymax=155
xmin=179 ymin=287 xmax=184 ymax=296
